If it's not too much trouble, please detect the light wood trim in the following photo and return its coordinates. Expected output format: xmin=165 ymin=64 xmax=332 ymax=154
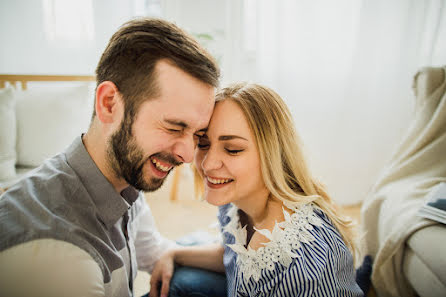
xmin=0 ymin=74 xmax=95 ymax=90
xmin=169 ymin=165 xmax=183 ymax=202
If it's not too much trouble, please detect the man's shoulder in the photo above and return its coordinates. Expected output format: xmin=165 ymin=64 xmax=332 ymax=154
xmin=0 ymin=153 xmax=97 ymax=251
xmin=2 ymin=152 xmax=84 ymax=204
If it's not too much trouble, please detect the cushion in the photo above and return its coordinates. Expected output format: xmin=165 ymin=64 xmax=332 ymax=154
xmin=403 ymin=225 xmax=446 ymax=297
xmin=0 ymin=87 xmax=17 ymax=180
xmin=15 ymin=83 xmax=95 ymax=167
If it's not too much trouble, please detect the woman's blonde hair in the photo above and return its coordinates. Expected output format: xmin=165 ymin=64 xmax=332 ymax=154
xmin=196 ymin=82 xmax=357 ymax=260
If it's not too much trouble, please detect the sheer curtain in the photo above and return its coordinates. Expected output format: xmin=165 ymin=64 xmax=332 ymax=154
xmin=230 ymin=0 xmax=446 ymax=205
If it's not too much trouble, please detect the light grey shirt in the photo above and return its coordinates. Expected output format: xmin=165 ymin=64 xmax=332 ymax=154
xmin=0 ymin=136 xmax=174 ymax=297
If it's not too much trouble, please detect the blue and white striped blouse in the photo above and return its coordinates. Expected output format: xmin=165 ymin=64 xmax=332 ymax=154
xmin=218 ymin=202 xmax=364 ymax=297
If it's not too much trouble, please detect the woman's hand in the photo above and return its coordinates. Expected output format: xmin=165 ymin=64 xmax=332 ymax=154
xmin=149 ymin=250 xmax=175 ymax=297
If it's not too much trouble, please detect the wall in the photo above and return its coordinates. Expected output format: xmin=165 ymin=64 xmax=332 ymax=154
xmin=0 ymin=0 xmax=134 ymax=75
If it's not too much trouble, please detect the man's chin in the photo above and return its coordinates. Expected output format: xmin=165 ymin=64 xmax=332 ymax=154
xmin=136 ymin=174 xmax=169 ymax=192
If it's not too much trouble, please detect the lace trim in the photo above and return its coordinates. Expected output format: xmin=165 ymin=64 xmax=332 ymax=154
xmin=223 ymin=201 xmax=324 ymax=281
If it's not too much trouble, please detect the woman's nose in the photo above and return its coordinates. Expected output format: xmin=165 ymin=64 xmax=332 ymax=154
xmin=201 ymin=148 xmax=223 ymax=172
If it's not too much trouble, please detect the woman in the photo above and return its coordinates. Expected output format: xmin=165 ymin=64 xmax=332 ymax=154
xmin=150 ymin=83 xmax=363 ymax=297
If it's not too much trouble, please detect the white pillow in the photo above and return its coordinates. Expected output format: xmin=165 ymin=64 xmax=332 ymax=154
xmin=15 ymin=83 xmax=95 ymax=167
xmin=0 ymin=87 xmax=17 ymax=179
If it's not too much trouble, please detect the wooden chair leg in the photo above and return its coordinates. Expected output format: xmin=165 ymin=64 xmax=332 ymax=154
xmin=169 ymin=165 xmax=183 ymax=202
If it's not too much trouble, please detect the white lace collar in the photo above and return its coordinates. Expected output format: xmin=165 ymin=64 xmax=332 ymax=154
xmin=222 ymin=201 xmax=324 ymax=281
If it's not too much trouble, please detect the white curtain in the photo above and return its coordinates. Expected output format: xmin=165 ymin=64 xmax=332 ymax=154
xmin=225 ymin=0 xmax=446 ymax=205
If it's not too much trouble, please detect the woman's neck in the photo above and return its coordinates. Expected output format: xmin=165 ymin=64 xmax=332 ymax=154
xmin=234 ymin=193 xmax=283 ymax=229
xmin=235 ymin=195 xmax=286 ymax=250
xmin=235 ymin=199 xmax=268 ymax=227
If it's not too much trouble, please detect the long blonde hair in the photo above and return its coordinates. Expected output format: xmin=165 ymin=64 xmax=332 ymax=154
xmin=196 ymin=82 xmax=357 ymax=260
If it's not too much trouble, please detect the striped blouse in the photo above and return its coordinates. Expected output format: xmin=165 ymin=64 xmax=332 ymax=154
xmin=218 ymin=202 xmax=364 ymax=297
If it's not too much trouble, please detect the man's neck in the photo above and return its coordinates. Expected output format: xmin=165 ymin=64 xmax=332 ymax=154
xmin=82 ymin=130 xmax=129 ymax=193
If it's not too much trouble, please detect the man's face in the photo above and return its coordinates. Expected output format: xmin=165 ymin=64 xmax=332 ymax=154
xmin=108 ymin=60 xmax=215 ymax=192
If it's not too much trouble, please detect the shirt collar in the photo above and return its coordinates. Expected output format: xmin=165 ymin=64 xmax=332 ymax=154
xmin=65 ymin=136 xmax=140 ymax=228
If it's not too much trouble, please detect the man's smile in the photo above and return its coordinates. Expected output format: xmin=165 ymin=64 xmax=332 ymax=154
xmin=150 ymin=156 xmax=174 ymax=172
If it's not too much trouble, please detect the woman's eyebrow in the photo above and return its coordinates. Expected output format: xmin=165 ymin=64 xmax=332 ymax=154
xmin=218 ymin=135 xmax=248 ymax=141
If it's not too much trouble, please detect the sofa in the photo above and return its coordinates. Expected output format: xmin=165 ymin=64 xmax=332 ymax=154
xmin=0 ymin=80 xmax=95 ymax=190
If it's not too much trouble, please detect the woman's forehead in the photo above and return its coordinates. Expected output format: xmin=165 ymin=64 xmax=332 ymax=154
xmin=205 ymin=100 xmax=254 ymax=141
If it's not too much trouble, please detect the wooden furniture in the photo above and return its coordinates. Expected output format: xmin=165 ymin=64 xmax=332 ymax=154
xmin=0 ymin=74 xmax=95 ymax=90
xmin=169 ymin=166 xmax=183 ymax=201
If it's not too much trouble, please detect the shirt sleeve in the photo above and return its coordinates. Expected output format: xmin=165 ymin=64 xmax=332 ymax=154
xmin=0 ymin=239 xmax=105 ymax=297
xmin=133 ymin=197 xmax=177 ymax=273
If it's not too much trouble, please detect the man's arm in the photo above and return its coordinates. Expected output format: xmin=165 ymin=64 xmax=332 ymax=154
xmin=132 ymin=197 xmax=178 ymax=273
xmin=0 ymin=239 xmax=105 ymax=297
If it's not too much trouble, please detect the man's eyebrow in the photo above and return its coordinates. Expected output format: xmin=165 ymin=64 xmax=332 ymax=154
xmin=164 ymin=119 xmax=188 ymax=128
xmin=165 ymin=119 xmax=208 ymax=133
xmin=218 ymin=135 xmax=248 ymax=141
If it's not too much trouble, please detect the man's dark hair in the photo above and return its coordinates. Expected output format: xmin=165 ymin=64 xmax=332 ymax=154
xmin=94 ymin=18 xmax=220 ymax=118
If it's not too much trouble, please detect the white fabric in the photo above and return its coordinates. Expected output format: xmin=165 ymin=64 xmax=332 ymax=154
xmin=133 ymin=196 xmax=178 ymax=273
xmin=15 ymin=83 xmax=94 ymax=167
xmin=360 ymin=66 xmax=446 ymax=297
xmin=0 ymin=87 xmax=16 ymax=180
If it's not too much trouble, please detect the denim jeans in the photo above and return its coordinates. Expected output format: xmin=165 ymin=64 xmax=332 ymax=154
xmin=142 ymin=265 xmax=226 ymax=297
xmin=168 ymin=266 xmax=227 ymax=297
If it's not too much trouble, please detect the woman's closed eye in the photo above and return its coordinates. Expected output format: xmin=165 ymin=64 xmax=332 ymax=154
xmin=225 ymin=148 xmax=244 ymax=155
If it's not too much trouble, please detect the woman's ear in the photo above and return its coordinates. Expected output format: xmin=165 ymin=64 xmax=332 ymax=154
xmin=95 ymin=81 xmax=122 ymax=124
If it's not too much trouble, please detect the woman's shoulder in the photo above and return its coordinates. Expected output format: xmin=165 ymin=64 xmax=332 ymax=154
xmin=281 ymin=201 xmax=349 ymax=253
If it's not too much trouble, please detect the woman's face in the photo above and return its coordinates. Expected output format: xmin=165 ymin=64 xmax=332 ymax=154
xmin=194 ymin=99 xmax=269 ymax=206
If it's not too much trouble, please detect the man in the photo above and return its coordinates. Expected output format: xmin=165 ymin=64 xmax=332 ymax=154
xmin=0 ymin=18 xmax=219 ymax=297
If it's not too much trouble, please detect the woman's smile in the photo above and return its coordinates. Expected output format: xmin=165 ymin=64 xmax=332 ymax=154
xmin=205 ymin=175 xmax=234 ymax=189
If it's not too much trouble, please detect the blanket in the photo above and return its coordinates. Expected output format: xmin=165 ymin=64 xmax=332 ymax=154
xmin=360 ymin=66 xmax=446 ymax=297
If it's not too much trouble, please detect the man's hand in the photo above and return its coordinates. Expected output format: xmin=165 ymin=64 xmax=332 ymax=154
xmin=149 ymin=250 xmax=175 ymax=297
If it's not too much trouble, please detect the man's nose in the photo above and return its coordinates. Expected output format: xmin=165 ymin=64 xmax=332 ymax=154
xmin=172 ymin=136 xmax=195 ymax=163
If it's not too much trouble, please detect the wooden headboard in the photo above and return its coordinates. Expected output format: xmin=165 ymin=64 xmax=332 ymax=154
xmin=0 ymin=74 xmax=95 ymax=90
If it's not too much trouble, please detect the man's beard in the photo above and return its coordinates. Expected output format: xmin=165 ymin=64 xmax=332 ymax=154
xmin=107 ymin=114 xmax=181 ymax=192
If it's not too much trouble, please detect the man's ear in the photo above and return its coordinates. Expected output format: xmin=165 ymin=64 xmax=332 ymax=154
xmin=95 ymin=81 xmax=122 ymax=124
